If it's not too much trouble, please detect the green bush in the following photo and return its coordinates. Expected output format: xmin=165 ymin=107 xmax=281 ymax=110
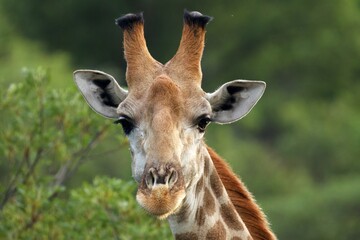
xmin=0 ymin=67 xmax=110 ymax=192
xmin=0 ymin=177 xmax=171 ymax=240
xmin=0 ymin=68 xmax=171 ymax=239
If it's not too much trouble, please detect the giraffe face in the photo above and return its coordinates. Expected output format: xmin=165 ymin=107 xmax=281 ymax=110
xmin=74 ymin=68 xmax=265 ymax=219
xmin=116 ymin=75 xmax=211 ymax=219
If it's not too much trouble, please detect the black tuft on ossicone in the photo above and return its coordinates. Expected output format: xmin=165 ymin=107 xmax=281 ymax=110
xmin=183 ymin=9 xmax=213 ymax=29
xmin=115 ymin=12 xmax=144 ymax=30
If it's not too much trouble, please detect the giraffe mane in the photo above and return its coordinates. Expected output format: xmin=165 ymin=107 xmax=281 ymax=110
xmin=207 ymin=146 xmax=276 ymax=240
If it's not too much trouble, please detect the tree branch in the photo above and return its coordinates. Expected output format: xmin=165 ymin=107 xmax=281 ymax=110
xmin=53 ymin=125 xmax=108 ymax=187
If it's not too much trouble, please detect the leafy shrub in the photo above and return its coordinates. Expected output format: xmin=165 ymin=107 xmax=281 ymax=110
xmin=0 ymin=177 xmax=171 ymax=240
xmin=0 ymin=68 xmax=171 ymax=239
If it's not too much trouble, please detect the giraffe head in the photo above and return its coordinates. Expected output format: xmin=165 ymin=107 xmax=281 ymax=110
xmin=74 ymin=11 xmax=265 ymax=219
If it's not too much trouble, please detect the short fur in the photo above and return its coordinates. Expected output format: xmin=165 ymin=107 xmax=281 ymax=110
xmin=207 ymin=147 xmax=276 ymax=240
xmin=166 ymin=11 xmax=210 ymax=84
xmin=116 ymin=12 xmax=160 ymax=90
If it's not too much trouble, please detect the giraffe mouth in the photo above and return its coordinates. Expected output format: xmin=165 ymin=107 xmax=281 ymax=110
xmin=136 ymin=185 xmax=186 ymax=219
xmin=136 ymin=162 xmax=186 ymax=219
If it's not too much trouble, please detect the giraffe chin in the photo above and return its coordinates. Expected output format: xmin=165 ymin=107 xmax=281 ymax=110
xmin=136 ymin=185 xmax=186 ymax=220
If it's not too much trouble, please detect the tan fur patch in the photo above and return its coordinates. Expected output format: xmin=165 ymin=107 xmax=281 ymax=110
xmin=166 ymin=18 xmax=207 ymax=84
xmin=231 ymin=237 xmax=242 ymax=240
xmin=206 ymin=220 xmax=226 ymax=240
xmin=175 ymin=232 xmax=198 ymax=240
xmin=121 ymin=21 xmax=161 ymax=89
xmin=147 ymin=75 xmax=183 ymax=115
xmin=220 ymin=203 xmax=244 ymax=231
xmin=203 ymin=187 xmax=216 ymax=216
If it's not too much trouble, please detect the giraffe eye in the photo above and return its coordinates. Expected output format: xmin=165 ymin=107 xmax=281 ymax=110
xmin=197 ymin=116 xmax=211 ymax=133
xmin=114 ymin=116 xmax=134 ymax=135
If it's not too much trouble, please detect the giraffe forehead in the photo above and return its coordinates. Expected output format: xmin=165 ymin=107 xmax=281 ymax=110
xmin=146 ymin=75 xmax=184 ymax=113
xmin=143 ymin=75 xmax=207 ymax=118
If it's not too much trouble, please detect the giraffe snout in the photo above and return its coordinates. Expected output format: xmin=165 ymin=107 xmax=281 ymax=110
xmin=136 ymin=163 xmax=186 ymax=219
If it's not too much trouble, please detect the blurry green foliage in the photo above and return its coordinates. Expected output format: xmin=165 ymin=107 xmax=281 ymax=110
xmin=0 ymin=10 xmax=73 ymax=89
xmin=265 ymin=176 xmax=360 ymax=239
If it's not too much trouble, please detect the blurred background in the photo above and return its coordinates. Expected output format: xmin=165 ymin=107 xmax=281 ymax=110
xmin=1 ymin=0 xmax=360 ymax=239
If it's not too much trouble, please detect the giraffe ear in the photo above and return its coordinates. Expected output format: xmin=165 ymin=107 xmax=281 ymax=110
xmin=206 ymin=80 xmax=266 ymax=124
xmin=73 ymin=70 xmax=128 ymax=119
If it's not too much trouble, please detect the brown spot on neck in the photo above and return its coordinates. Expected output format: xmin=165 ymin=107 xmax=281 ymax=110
xmin=204 ymin=156 xmax=211 ymax=177
xmin=210 ymin=169 xmax=224 ymax=198
xmin=206 ymin=220 xmax=226 ymax=240
xmin=220 ymin=203 xmax=244 ymax=231
xmin=203 ymin=187 xmax=216 ymax=216
xmin=195 ymin=206 xmax=205 ymax=227
xmin=175 ymin=232 xmax=198 ymax=240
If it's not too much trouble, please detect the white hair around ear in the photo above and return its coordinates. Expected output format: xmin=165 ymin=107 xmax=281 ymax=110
xmin=206 ymin=80 xmax=266 ymax=124
xmin=73 ymin=70 xmax=128 ymax=119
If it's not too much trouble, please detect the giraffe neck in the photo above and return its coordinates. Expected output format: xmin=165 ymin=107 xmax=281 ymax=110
xmin=168 ymin=146 xmax=252 ymax=240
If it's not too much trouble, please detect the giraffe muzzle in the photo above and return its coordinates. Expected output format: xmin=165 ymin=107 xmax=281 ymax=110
xmin=136 ymin=163 xmax=186 ymax=219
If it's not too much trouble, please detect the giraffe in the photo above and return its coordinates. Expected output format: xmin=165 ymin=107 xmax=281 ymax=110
xmin=73 ymin=10 xmax=276 ymax=240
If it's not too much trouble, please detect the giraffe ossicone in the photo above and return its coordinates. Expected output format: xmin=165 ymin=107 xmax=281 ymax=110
xmin=74 ymin=10 xmax=276 ymax=240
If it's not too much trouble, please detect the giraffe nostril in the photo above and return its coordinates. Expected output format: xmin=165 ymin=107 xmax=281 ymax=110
xmin=145 ymin=168 xmax=156 ymax=188
xmin=167 ymin=168 xmax=178 ymax=188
